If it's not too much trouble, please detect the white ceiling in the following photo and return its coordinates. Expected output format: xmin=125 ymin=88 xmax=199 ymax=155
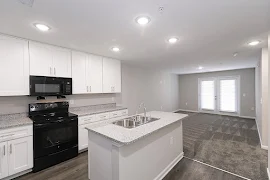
xmin=0 ymin=0 xmax=269 ymax=74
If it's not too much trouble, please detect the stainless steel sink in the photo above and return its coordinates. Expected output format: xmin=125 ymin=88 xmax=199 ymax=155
xmin=112 ymin=115 xmax=160 ymax=129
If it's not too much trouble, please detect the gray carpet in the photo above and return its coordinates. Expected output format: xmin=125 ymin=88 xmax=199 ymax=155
xmin=177 ymin=111 xmax=268 ymax=180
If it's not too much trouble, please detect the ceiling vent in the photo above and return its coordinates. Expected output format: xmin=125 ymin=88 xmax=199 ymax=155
xmin=19 ymin=0 xmax=35 ymax=7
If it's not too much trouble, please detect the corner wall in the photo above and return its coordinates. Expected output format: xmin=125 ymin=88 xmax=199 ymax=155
xmin=121 ymin=64 xmax=180 ymax=115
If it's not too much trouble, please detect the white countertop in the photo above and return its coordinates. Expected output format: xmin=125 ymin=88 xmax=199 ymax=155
xmin=86 ymin=111 xmax=188 ymax=145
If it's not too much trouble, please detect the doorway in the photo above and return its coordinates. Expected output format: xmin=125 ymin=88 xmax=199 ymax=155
xmin=198 ymin=76 xmax=240 ymax=115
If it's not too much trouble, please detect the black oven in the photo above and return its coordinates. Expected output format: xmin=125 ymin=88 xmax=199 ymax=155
xmin=33 ymin=118 xmax=78 ymax=158
xmin=30 ymin=76 xmax=72 ymax=96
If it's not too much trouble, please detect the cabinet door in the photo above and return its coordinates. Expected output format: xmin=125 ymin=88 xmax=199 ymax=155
xmin=0 ymin=142 xmax=8 ymax=179
xmin=79 ymin=125 xmax=88 ymax=151
xmin=8 ymin=136 xmax=33 ymax=176
xmin=29 ymin=41 xmax=53 ymax=76
xmin=52 ymin=47 xmax=72 ymax=78
xmin=87 ymin=55 xmax=103 ymax=93
xmin=72 ymin=51 xmax=88 ymax=94
xmin=103 ymin=58 xmax=121 ymax=93
xmin=0 ymin=35 xmax=30 ymax=96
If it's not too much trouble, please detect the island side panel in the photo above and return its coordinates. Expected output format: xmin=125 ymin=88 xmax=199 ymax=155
xmin=88 ymin=131 xmax=115 ymax=180
xmin=117 ymin=120 xmax=183 ymax=180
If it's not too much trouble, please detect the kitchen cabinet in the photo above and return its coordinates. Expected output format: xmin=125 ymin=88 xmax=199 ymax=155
xmin=0 ymin=142 xmax=8 ymax=179
xmin=0 ymin=125 xmax=33 ymax=179
xmin=78 ymin=110 xmax=128 ymax=151
xmin=102 ymin=58 xmax=121 ymax=93
xmin=8 ymin=136 xmax=33 ymax=175
xmin=87 ymin=54 xmax=103 ymax=93
xmin=0 ymin=35 xmax=29 ymax=96
xmin=29 ymin=41 xmax=71 ymax=78
xmin=72 ymin=51 xmax=103 ymax=94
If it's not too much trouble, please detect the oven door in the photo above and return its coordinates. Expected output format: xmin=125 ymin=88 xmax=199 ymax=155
xmin=30 ymin=76 xmax=72 ymax=96
xmin=33 ymin=118 xmax=78 ymax=158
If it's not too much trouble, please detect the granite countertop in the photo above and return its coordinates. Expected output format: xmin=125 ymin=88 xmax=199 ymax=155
xmin=0 ymin=113 xmax=33 ymax=130
xmin=70 ymin=106 xmax=127 ymax=117
xmin=86 ymin=111 xmax=188 ymax=145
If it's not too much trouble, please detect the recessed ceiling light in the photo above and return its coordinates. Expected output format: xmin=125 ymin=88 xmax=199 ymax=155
xmin=136 ymin=16 xmax=150 ymax=25
xmin=198 ymin=66 xmax=203 ymax=70
xmin=34 ymin=23 xmax=50 ymax=32
xmin=168 ymin=37 xmax=178 ymax=44
xmin=111 ymin=47 xmax=120 ymax=52
xmin=248 ymin=40 xmax=260 ymax=46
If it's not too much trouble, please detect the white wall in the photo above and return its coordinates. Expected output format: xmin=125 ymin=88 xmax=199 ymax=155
xmin=267 ymin=35 xmax=270 ymax=173
xmin=121 ymin=64 xmax=180 ymax=115
xmin=260 ymin=48 xmax=269 ymax=148
xmin=178 ymin=68 xmax=256 ymax=117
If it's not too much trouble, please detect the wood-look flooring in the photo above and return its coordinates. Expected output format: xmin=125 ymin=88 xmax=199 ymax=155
xmin=17 ymin=152 xmax=243 ymax=180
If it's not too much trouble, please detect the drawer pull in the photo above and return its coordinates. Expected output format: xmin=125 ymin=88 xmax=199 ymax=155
xmin=3 ymin=145 xmax=5 ymax=156
xmin=10 ymin=144 xmax=12 ymax=154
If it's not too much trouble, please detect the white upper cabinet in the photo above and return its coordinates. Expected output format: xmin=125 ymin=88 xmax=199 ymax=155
xmin=103 ymin=58 xmax=121 ymax=93
xmin=87 ymin=54 xmax=103 ymax=93
xmin=52 ymin=46 xmax=72 ymax=77
xmin=0 ymin=35 xmax=29 ymax=96
xmin=72 ymin=51 xmax=88 ymax=94
xmin=29 ymin=41 xmax=71 ymax=78
xmin=72 ymin=51 xmax=103 ymax=94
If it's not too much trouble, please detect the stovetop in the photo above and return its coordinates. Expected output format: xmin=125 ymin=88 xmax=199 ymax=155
xmin=30 ymin=112 xmax=77 ymax=123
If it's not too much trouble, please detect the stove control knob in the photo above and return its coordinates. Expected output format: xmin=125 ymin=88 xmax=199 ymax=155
xmin=45 ymin=104 xmax=49 ymax=108
xmin=30 ymin=106 xmax=34 ymax=109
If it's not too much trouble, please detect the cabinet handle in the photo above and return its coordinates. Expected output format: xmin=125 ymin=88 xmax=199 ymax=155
xmin=87 ymin=86 xmax=89 ymax=92
xmin=89 ymin=86 xmax=91 ymax=92
xmin=3 ymin=145 xmax=5 ymax=156
xmin=0 ymin=134 xmax=15 ymax=138
xmin=10 ymin=144 xmax=12 ymax=154
xmin=50 ymin=67 xmax=52 ymax=75
xmin=54 ymin=68 xmax=56 ymax=75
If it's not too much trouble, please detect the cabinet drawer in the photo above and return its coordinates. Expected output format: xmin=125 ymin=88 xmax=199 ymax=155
xmin=79 ymin=115 xmax=96 ymax=125
xmin=95 ymin=112 xmax=110 ymax=121
xmin=0 ymin=125 xmax=33 ymax=143
xmin=118 ymin=109 xmax=128 ymax=116
xmin=109 ymin=111 xmax=120 ymax=118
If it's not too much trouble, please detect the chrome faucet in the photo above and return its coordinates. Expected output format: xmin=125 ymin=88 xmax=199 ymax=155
xmin=136 ymin=102 xmax=147 ymax=121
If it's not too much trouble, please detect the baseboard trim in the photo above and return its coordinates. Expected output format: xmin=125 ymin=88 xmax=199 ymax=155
xmin=154 ymin=152 xmax=184 ymax=180
xmin=184 ymin=156 xmax=251 ymax=180
xmin=267 ymin=168 xmax=270 ymax=180
xmin=239 ymin=116 xmax=256 ymax=119
xmin=172 ymin=109 xmax=199 ymax=113
xmin=261 ymin=145 xmax=268 ymax=150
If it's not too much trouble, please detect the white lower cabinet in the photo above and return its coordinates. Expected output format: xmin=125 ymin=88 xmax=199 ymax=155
xmin=0 ymin=125 xmax=33 ymax=179
xmin=0 ymin=142 xmax=8 ymax=179
xmin=78 ymin=109 xmax=128 ymax=151
xmin=8 ymin=136 xmax=33 ymax=176
xmin=79 ymin=124 xmax=89 ymax=151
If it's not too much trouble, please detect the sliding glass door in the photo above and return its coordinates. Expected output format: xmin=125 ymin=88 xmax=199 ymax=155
xmin=198 ymin=76 xmax=239 ymax=115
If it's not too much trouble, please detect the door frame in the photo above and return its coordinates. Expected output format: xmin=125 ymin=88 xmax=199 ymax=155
xmin=198 ymin=76 xmax=241 ymax=116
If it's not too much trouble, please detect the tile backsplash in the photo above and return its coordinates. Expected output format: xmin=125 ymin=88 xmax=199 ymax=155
xmin=0 ymin=94 xmax=122 ymax=115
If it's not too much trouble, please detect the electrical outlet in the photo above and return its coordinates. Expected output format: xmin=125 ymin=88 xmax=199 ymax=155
xmin=160 ymin=106 xmax=163 ymax=110
xmin=170 ymin=137 xmax=174 ymax=145
xmin=243 ymin=93 xmax=246 ymax=97
xmin=69 ymin=100 xmax=74 ymax=105
xmin=251 ymin=107 xmax=255 ymax=111
xmin=186 ymin=102 xmax=188 ymax=106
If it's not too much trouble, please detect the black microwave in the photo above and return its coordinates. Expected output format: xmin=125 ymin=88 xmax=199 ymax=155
xmin=30 ymin=76 xmax=72 ymax=96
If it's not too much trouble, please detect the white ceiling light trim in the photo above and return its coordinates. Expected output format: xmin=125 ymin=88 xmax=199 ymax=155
xmin=34 ymin=23 xmax=50 ymax=32
xmin=197 ymin=66 xmax=203 ymax=70
xmin=168 ymin=37 xmax=178 ymax=44
xmin=248 ymin=40 xmax=260 ymax=46
xmin=111 ymin=46 xmax=120 ymax=52
xmin=136 ymin=16 xmax=150 ymax=25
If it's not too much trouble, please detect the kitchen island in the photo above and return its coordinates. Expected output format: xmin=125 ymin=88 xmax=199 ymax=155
xmin=86 ymin=111 xmax=188 ymax=180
